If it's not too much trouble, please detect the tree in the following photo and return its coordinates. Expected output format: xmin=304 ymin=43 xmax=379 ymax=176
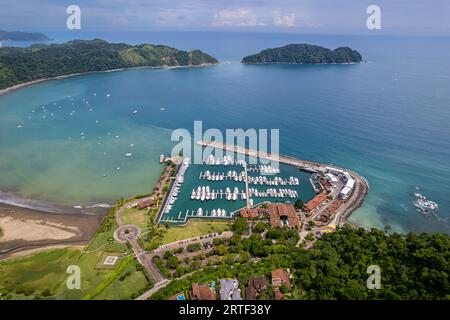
xmin=166 ymin=256 xmax=180 ymax=269
xmin=294 ymin=199 xmax=304 ymax=210
xmin=232 ymin=217 xmax=248 ymax=235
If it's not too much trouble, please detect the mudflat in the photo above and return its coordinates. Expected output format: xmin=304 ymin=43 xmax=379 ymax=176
xmin=0 ymin=203 xmax=103 ymax=258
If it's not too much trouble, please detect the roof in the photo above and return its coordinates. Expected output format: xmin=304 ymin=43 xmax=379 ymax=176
xmin=340 ymin=186 xmax=352 ymax=196
xmin=268 ymin=203 xmax=299 ymax=228
xmin=137 ymin=198 xmax=154 ymax=209
xmin=345 ymin=179 xmax=355 ymax=189
xmin=271 ymin=269 xmax=291 ymax=289
xmin=191 ymin=283 xmax=216 ymax=300
xmin=246 ymin=276 xmax=268 ymax=300
xmin=219 ymin=279 xmax=242 ymax=300
xmin=304 ymin=192 xmax=328 ymax=211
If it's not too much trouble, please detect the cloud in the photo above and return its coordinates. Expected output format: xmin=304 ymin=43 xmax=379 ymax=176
xmin=211 ymin=8 xmax=265 ymax=27
xmin=272 ymin=11 xmax=296 ymax=27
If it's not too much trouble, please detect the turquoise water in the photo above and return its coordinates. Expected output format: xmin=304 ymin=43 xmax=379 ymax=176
xmin=0 ymin=32 xmax=449 ymax=233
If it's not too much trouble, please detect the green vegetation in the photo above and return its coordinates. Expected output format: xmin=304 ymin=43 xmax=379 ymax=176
xmin=151 ymin=224 xmax=450 ymax=300
xmin=0 ymin=30 xmax=51 ymax=41
xmin=0 ymin=39 xmax=218 ymax=89
xmin=0 ymin=226 xmax=3 ymax=239
xmin=0 ymin=196 xmax=150 ymax=300
xmin=158 ymin=220 xmax=230 ymax=245
xmin=82 ymin=256 xmax=133 ymax=300
xmin=241 ymin=44 xmax=362 ymax=64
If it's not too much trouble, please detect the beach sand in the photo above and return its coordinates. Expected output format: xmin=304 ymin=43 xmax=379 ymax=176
xmin=0 ymin=203 xmax=103 ymax=259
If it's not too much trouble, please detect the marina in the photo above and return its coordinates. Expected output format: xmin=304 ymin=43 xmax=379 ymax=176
xmin=157 ymin=154 xmax=316 ymax=224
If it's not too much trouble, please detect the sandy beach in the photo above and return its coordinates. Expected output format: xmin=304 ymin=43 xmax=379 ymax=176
xmin=0 ymin=203 xmax=103 ymax=259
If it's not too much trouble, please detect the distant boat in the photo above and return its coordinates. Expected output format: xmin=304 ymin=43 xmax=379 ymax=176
xmin=125 ymin=153 xmax=132 ymax=157
xmin=106 ymin=94 xmax=111 ymax=98
xmin=132 ymin=110 xmax=138 ymax=114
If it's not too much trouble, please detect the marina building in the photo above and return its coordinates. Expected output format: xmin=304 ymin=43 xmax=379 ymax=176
xmin=303 ymin=192 xmax=328 ymax=212
xmin=268 ymin=203 xmax=300 ymax=228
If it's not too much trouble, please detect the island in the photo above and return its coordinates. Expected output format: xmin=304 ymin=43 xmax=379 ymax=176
xmin=241 ymin=43 xmax=362 ymax=64
xmin=0 ymin=39 xmax=219 ymax=90
xmin=0 ymin=30 xmax=51 ymax=41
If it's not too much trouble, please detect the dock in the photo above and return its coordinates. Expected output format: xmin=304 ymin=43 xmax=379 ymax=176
xmin=197 ymin=140 xmax=369 ymax=225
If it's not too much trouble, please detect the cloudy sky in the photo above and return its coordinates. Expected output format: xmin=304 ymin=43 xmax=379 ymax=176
xmin=1 ymin=0 xmax=450 ymax=35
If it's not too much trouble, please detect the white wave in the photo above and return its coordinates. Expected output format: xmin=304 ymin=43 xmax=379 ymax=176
xmin=85 ymin=203 xmax=113 ymax=209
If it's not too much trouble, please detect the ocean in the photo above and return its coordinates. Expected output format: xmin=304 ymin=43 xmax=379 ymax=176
xmin=0 ymin=31 xmax=449 ymax=234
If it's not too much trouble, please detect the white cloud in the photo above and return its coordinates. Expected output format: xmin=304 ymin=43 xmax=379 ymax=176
xmin=272 ymin=10 xmax=296 ymax=27
xmin=212 ymin=8 xmax=265 ymax=27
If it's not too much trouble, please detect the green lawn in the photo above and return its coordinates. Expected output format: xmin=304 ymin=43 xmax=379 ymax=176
xmin=95 ymin=259 xmax=151 ymax=300
xmin=121 ymin=206 xmax=149 ymax=230
xmin=160 ymin=220 xmax=231 ymax=245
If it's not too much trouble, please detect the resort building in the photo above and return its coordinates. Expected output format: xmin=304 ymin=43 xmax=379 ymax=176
xmin=303 ymin=192 xmax=328 ymax=212
xmin=190 ymin=283 xmax=216 ymax=300
xmin=271 ymin=269 xmax=291 ymax=300
xmin=246 ymin=276 xmax=269 ymax=300
xmin=219 ymin=279 xmax=242 ymax=300
xmin=268 ymin=203 xmax=300 ymax=228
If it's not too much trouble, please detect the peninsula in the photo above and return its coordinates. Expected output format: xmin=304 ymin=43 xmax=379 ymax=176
xmin=241 ymin=43 xmax=362 ymax=64
xmin=0 ymin=30 xmax=51 ymax=42
xmin=0 ymin=39 xmax=218 ymax=90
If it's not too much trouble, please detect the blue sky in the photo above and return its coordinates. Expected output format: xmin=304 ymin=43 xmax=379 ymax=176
xmin=1 ymin=0 xmax=449 ymax=35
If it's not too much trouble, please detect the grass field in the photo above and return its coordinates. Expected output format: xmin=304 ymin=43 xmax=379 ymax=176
xmin=121 ymin=206 xmax=149 ymax=230
xmin=160 ymin=220 xmax=231 ymax=244
xmin=95 ymin=259 xmax=151 ymax=300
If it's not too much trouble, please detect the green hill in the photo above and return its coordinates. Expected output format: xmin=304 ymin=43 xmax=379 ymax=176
xmin=0 ymin=39 xmax=219 ymax=89
xmin=241 ymin=43 xmax=362 ymax=64
xmin=0 ymin=30 xmax=51 ymax=41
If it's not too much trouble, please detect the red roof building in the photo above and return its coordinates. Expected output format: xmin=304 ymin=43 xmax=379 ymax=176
xmin=303 ymin=192 xmax=328 ymax=212
xmin=190 ymin=283 xmax=216 ymax=300
xmin=268 ymin=203 xmax=300 ymax=228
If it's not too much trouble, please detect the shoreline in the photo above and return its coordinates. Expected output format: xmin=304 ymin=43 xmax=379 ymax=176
xmin=0 ymin=62 xmax=218 ymax=97
xmin=0 ymin=202 xmax=103 ymax=259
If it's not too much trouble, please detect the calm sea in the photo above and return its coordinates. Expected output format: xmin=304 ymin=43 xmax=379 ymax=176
xmin=0 ymin=31 xmax=449 ymax=233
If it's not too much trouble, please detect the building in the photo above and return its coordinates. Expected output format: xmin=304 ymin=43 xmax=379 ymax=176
xmin=240 ymin=207 xmax=267 ymax=219
xmin=137 ymin=198 xmax=155 ymax=209
xmin=268 ymin=203 xmax=300 ymax=228
xmin=318 ymin=200 xmax=344 ymax=222
xmin=325 ymin=173 xmax=339 ymax=186
xmin=219 ymin=279 xmax=242 ymax=300
xmin=303 ymin=192 xmax=328 ymax=212
xmin=246 ymin=276 xmax=269 ymax=300
xmin=271 ymin=269 xmax=291 ymax=300
xmin=190 ymin=283 xmax=216 ymax=300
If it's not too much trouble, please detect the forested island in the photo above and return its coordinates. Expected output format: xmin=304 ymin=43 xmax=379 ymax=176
xmin=0 ymin=39 xmax=218 ymax=90
xmin=241 ymin=43 xmax=362 ymax=64
xmin=0 ymin=30 xmax=51 ymax=41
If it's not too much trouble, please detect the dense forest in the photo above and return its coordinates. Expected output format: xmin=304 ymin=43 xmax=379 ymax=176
xmin=0 ymin=30 xmax=51 ymax=41
xmin=0 ymin=39 xmax=218 ymax=89
xmin=151 ymin=224 xmax=449 ymax=300
xmin=241 ymin=44 xmax=362 ymax=64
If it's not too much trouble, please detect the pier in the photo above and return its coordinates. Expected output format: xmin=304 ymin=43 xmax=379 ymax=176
xmin=197 ymin=140 xmax=369 ymax=225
